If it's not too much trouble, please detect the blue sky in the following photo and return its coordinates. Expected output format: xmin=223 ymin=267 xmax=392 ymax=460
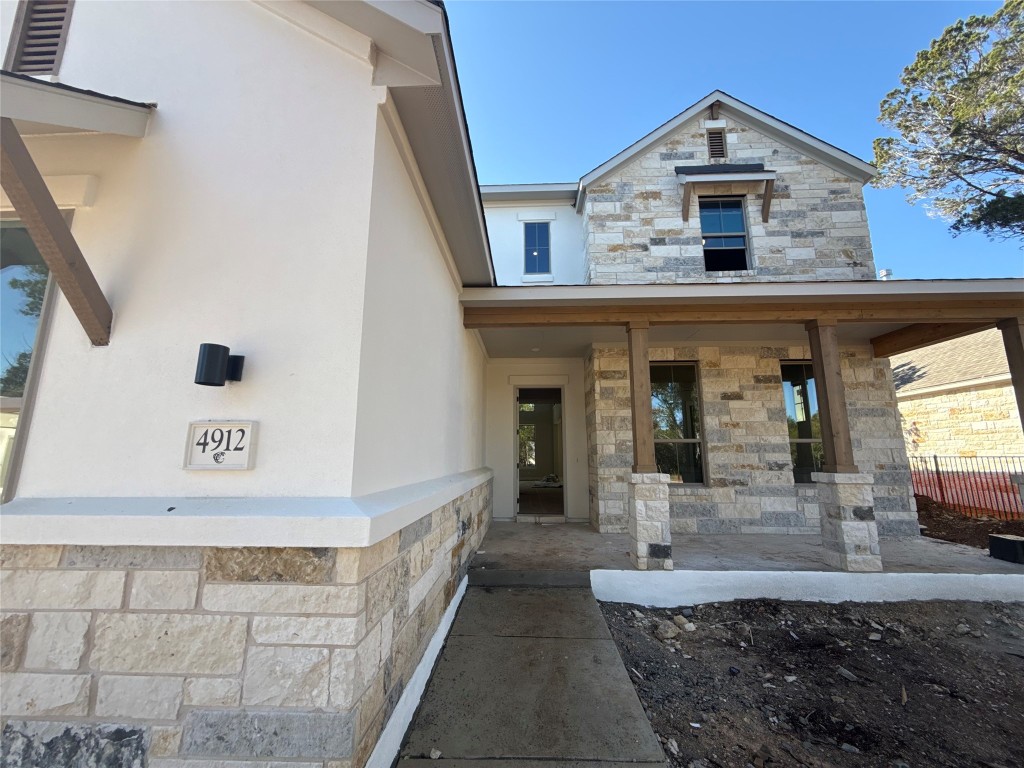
xmin=445 ymin=1 xmax=1024 ymax=280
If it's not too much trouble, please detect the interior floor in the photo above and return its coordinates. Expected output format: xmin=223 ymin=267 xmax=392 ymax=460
xmin=517 ymin=481 xmax=564 ymax=516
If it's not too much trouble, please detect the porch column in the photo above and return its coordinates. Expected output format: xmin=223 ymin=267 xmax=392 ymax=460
xmin=625 ymin=321 xmax=672 ymax=570
xmin=806 ymin=319 xmax=881 ymax=572
xmin=997 ymin=318 xmax=1024 ymax=430
xmin=626 ymin=321 xmax=656 ymax=473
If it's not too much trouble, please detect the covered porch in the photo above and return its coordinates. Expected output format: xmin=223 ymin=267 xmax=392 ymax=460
xmin=466 ymin=279 xmax=1024 ymax=572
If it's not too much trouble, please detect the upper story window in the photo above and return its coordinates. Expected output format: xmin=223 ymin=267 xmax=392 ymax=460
xmin=782 ymin=362 xmax=823 ymax=484
xmin=524 ymin=221 xmax=550 ymax=275
xmin=699 ymin=198 xmax=748 ymax=271
xmin=651 ymin=362 xmax=704 ymax=484
xmin=4 ymin=0 xmax=73 ymax=75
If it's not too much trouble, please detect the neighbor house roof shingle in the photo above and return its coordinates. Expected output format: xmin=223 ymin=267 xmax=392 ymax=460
xmin=890 ymin=328 xmax=1010 ymax=395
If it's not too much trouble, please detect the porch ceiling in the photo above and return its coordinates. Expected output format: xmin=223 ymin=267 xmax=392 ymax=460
xmin=478 ymin=321 xmax=908 ymax=358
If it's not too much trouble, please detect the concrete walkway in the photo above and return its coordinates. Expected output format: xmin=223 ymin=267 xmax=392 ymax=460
xmin=397 ymin=586 xmax=666 ymax=768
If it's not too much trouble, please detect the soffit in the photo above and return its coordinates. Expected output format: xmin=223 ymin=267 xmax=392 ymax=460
xmin=0 ymin=70 xmax=153 ymax=137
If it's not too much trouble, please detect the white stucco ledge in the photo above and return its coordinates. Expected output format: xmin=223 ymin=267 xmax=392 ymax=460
xmin=590 ymin=569 xmax=1024 ymax=607
xmin=0 ymin=468 xmax=492 ymax=548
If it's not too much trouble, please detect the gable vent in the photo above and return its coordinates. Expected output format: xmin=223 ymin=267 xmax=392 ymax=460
xmin=707 ymin=129 xmax=726 ymax=159
xmin=7 ymin=1 xmax=73 ymax=75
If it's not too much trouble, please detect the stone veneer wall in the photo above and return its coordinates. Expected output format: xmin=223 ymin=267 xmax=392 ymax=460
xmin=0 ymin=479 xmax=492 ymax=768
xmin=898 ymin=382 xmax=1024 ymax=457
xmin=585 ymin=344 xmax=916 ymax=538
xmin=583 ymin=114 xmax=876 ymax=284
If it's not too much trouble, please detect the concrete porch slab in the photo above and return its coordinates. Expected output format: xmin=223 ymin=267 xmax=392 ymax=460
xmin=473 ymin=522 xmax=1023 ymax=575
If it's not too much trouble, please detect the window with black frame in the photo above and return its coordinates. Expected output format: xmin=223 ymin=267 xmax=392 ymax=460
xmin=782 ymin=362 xmax=823 ymax=483
xmin=699 ymin=197 xmax=748 ymax=271
xmin=651 ymin=362 xmax=704 ymax=483
xmin=523 ymin=222 xmax=550 ymax=275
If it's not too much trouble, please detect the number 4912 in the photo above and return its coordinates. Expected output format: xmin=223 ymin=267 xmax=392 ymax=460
xmin=195 ymin=427 xmax=246 ymax=454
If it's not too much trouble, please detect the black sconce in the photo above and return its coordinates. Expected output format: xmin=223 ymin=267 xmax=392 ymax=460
xmin=195 ymin=343 xmax=245 ymax=386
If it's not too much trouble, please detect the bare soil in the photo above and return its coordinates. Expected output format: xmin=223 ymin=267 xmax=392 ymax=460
xmin=601 ymin=599 xmax=1024 ymax=768
xmin=916 ymin=494 xmax=1024 ymax=549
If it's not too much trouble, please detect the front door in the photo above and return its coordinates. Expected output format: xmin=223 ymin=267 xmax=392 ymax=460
xmin=516 ymin=387 xmax=565 ymax=519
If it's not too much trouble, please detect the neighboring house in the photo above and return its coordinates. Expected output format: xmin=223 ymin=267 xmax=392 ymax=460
xmin=0 ymin=2 xmax=1021 ymax=768
xmin=893 ymin=328 xmax=1024 ymax=456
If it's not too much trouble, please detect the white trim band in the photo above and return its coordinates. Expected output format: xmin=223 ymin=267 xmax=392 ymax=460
xmin=591 ymin=569 xmax=1024 ymax=607
xmin=0 ymin=468 xmax=493 ymax=548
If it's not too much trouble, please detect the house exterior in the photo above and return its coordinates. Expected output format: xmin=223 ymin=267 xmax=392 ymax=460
xmin=893 ymin=328 xmax=1024 ymax=456
xmin=0 ymin=2 xmax=1022 ymax=768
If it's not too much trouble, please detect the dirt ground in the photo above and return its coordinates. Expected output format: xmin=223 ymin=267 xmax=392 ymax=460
xmin=601 ymin=599 xmax=1024 ymax=768
xmin=916 ymin=494 xmax=1024 ymax=549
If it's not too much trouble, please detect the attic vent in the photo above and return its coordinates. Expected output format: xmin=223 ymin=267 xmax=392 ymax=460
xmin=707 ymin=129 xmax=726 ymax=159
xmin=6 ymin=1 xmax=73 ymax=75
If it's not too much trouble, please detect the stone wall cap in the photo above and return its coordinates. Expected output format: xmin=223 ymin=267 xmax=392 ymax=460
xmin=0 ymin=468 xmax=493 ymax=549
xmin=811 ymin=472 xmax=875 ymax=484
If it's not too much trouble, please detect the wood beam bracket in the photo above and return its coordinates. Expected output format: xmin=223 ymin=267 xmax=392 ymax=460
xmin=0 ymin=117 xmax=112 ymax=345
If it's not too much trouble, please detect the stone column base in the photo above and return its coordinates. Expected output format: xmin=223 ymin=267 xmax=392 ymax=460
xmin=812 ymin=471 xmax=882 ymax=572
xmin=628 ymin=472 xmax=673 ymax=570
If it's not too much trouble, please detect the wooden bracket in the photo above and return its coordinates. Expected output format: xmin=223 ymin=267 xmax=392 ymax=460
xmin=0 ymin=117 xmax=112 ymax=345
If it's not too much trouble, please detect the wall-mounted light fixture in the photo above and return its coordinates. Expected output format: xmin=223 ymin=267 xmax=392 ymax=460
xmin=195 ymin=343 xmax=245 ymax=386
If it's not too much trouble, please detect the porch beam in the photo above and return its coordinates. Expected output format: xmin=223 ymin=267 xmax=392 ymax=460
xmin=806 ymin=319 xmax=858 ymax=474
xmin=462 ymin=301 xmax=1022 ymax=329
xmin=0 ymin=117 xmax=112 ymax=345
xmin=998 ymin=317 xmax=1024 ymax=429
xmin=626 ymin=321 xmax=657 ymax=474
xmin=870 ymin=321 xmax=995 ymax=358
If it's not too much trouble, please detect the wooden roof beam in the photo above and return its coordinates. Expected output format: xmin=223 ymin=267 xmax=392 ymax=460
xmin=870 ymin=321 xmax=995 ymax=358
xmin=463 ymin=303 xmax=1021 ymax=330
xmin=0 ymin=117 xmax=111 ymax=345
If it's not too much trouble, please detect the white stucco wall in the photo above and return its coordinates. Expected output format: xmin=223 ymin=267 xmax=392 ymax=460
xmin=483 ymin=202 xmax=586 ymax=286
xmin=484 ymin=359 xmax=588 ymax=520
xmin=350 ymin=111 xmax=486 ymax=496
xmin=7 ymin=1 xmax=382 ymax=498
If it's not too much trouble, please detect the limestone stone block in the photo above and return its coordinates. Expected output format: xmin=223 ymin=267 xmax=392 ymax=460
xmin=0 ymin=673 xmax=90 ymax=716
xmin=63 ymin=546 xmax=200 ymax=569
xmin=96 ymin=675 xmax=184 ymax=720
xmin=1 ymin=721 xmax=147 ymax=767
xmin=0 ymin=613 xmax=29 ymax=671
xmin=92 ymin=614 xmax=247 ymax=674
xmin=180 ymin=709 xmax=354 ymax=759
xmin=203 ymin=547 xmax=334 ymax=584
xmin=0 ymin=570 xmax=125 ymax=610
xmin=251 ymin=615 xmax=364 ymax=646
xmin=130 ymin=570 xmax=199 ymax=610
xmin=0 ymin=545 xmax=62 ymax=569
xmin=242 ymin=646 xmax=329 ymax=707
xmin=183 ymin=677 xmax=242 ymax=707
xmin=23 ymin=612 xmax=90 ymax=670
xmin=150 ymin=726 xmax=183 ymax=757
xmin=202 ymin=583 xmax=362 ymax=615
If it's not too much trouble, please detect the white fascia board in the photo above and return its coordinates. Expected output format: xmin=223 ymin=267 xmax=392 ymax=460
xmin=254 ymin=1 xmax=374 ymax=65
xmin=307 ymin=0 xmax=442 ymax=86
xmin=460 ymin=278 xmax=1024 ymax=308
xmin=0 ymin=468 xmax=493 ymax=547
xmin=0 ymin=74 xmax=151 ymax=137
xmin=576 ymin=90 xmax=876 ymax=210
xmin=481 ymin=183 xmax=578 ymax=203
xmin=677 ymin=171 xmax=777 ymax=184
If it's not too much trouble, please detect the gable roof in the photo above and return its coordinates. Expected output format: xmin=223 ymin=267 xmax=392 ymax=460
xmin=891 ymin=328 xmax=1010 ymax=395
xmin=576 ymin=90 xmax=877 ymax=210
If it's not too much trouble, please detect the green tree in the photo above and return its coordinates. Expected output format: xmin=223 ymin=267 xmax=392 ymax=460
xmin=0 ymin=351 xmax=31 ymax=398
xmin=873 ymin=1 xmax=1024 ymax=240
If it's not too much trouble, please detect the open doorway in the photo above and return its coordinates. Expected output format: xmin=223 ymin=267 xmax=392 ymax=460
xmin=516 ymin=387 xmax=565 ymax=519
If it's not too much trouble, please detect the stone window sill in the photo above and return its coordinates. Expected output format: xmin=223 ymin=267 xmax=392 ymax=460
xmin=522 ymin=274 xmax=554 ymax=283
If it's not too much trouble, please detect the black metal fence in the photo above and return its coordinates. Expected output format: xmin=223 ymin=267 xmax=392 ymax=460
xmin=909 ymin=455 xmax=1024 ymax=521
